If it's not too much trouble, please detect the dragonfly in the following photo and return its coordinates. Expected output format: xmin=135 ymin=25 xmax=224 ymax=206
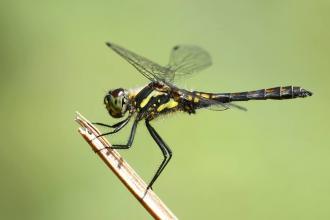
xmin=94 ymin=42 xmax=313 ymax=190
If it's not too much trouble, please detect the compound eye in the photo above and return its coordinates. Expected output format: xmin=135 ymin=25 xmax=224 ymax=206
xmin=104 ymin=88 xmax=128 ymax=118
xmin=114 ymin=97 xmax=122 ymax=109
xmin=104 ymin=96 xmax=109 ymax=105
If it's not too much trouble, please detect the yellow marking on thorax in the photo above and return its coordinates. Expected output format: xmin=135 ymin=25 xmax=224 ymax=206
xmin=157 ymin=99 xmax=178 ymax=112
xmin=193 ymin=97 xmax=200 ymax=103
xmin=140 ymin=91 xmax=163 ymax=108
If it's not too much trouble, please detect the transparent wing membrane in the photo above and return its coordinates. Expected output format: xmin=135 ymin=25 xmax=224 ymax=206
xmin=196 ymin=95 xmax=247 ymax=111
xmin=106 ymin=42 xmax=173 ymax=82
xmin=167 ymin=45 xmax=212 ymax=81
xmin=106 ymin=42 xmax=212 ymax=83
xmin=206 ymin=102 xmax=247 ymax=111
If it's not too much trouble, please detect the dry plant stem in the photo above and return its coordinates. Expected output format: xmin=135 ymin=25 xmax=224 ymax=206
xmin=75 ymin=112 xmax=178 ymax=220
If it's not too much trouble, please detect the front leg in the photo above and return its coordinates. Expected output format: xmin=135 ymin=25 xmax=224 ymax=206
xmin=94 ymin=115 xmax=132 ymax=137
xmin=111 ymin=119 xmax=139 ymax=149
xmin=93 ymin=116 xmax=131 ymax=129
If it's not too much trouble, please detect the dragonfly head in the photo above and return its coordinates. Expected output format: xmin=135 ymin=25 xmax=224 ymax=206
xmin=104 ymin=88 xmax=129 ymax=118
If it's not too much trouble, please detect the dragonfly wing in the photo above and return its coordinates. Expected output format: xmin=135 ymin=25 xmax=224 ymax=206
xmin=178 ymin=89 xmax=229 ymax=111
xmin=180 ymin=90 xmax=246 ymax=111
xmin=206 ymin=102 xmax=247 ymax=111
xmin=168 ymin=45 xmax=212 ymax=81
xmin=197 ymin=94 xmax=247 ymax=111
xmin=106 ymin=42 xmax=174 ymax=82
xmin=200 ymin=98 xmax=230 ymax=111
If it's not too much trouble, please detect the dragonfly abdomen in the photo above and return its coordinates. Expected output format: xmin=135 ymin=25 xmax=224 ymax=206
xmin=212 ymin=86 xmax=312 ymax=102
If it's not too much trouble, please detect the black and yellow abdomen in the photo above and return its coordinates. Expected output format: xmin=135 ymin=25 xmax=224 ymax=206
xmin=194 ymin=86 xmax=312 ymax=104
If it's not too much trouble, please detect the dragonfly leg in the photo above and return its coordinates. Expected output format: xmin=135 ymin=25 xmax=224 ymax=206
xmin=95 ymin=116 xmax=132 ymax=137
xmin=93 ymin=114 xmax=132 ymax=129
xmin=145 ymin=119 xmax=172 ymax=190
xmin=111 ymin=119 xmax=139 ymax=149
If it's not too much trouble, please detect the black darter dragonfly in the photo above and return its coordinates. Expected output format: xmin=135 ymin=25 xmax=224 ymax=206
xmin=94 ymin=42 xmax=313 ymax=190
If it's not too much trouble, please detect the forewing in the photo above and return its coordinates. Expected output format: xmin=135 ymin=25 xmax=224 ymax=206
xmin=168 ymin=45 xmax=212 ymax=81
xmin=106 ymin=42 xmax=174 ymax=82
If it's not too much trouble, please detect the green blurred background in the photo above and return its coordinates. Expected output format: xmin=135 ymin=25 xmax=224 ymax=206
xmin=1 ymin=0 xmax=329 ymax=219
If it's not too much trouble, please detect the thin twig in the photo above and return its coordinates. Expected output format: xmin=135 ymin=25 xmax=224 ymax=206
xmin=75 ymin=112 xmax=178 ymax=220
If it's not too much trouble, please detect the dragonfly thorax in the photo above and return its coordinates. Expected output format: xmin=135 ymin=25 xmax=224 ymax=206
xmin=104 ymin=88 xmax=130 ymax=118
